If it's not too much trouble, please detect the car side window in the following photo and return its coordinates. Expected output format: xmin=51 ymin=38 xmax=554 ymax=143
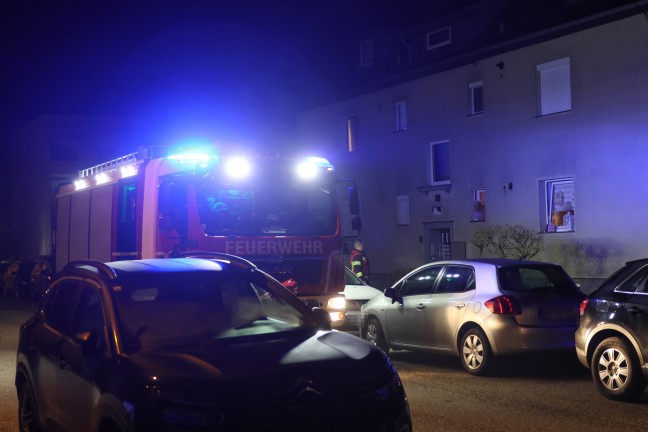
xmin=436 ymin=266 xmax=475 ymax=294
xmin=617 ymin=267 xmax=648 ymax=294
xmin=398 ymin=266 xmax=442 ymax=297
xmin=44 ymin=281 xmax=79 ymax=334
xmin=70 ymin=285 xmax=107 ymax=353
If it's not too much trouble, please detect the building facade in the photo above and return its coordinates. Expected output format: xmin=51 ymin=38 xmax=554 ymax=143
xmin=296 ymin=11 xmax=648 ymax=290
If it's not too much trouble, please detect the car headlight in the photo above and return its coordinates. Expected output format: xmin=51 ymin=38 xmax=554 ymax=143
xmin=327 ymin=296 xmax=346 ymax=310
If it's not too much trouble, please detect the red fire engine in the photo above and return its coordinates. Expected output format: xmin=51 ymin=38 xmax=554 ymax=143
xmin=55 ymin=146 xmax=362 ymax=325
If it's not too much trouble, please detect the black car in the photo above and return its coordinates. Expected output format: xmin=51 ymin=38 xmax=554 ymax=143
xmin=576 ymin=258 xmax=648 ymax=401
xmin=16 ymin=255 xmax=411 ymax=432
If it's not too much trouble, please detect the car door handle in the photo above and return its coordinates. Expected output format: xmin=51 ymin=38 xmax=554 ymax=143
xmin=416 ymin=303 xmax=426 ymax=310
xmin=627 ymin=307 xmax=644 ymax=315
xmin=455 ymin=302 xmax=466 ymax=309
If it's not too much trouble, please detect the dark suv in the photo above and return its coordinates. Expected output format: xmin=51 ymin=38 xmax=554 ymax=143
xmin=16 ymin=255 xmax=411 ymax=432
xmin=576 ymin=258 xmax=648 ymax=401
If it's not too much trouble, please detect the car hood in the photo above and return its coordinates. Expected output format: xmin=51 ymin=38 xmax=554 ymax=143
xmin=341 ymin=283 xmax=383 ymax=301
xmin=127 ymin=330 xmax=392 ymax=400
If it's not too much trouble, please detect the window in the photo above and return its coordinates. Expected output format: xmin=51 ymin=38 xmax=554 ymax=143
xmin=346 ymin=116 xmax=359 ymax=152
xmin=398 ymin=266 xmax=443 ymax=297
xmin=471 ymin=188 xmax=485 ymax=222
xmin=44 ymin=281 xmax=79 ymax=332
xmin=436 ymin=266 xmax=475 ymax=294
xmin=429 ymin=140 xmax=450 ymax=185
xmin=395 ymin=101 xmax=407 ymax=131
xmin=469 ymin=81 xmax=484 ymax=115
xmin=360 ymin=38 xmax=374 ymax=67
xmin=397 ymin=195 xmax=410 ymax=225
xmin=426 ymin=26 xmax=451 ymax=50
xmin=542 ymin=177 xmax=574 ymax=233
xmin=537 ymin=57 xmax=571 ymax=116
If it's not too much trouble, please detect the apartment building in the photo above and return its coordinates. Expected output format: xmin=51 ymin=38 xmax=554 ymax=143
xmin=296 ymin=5 xmax=648 ymax=289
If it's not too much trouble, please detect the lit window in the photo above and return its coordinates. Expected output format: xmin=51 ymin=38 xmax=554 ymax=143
xmin=542 ymin=178 xmax=574 ymax=233
xmin=426 ymin=26 xmax=451 ymax=50
xmin=537 ymin=57 xmax=571 ymax=116
xmin=395 ymin=101 xmax=407 ymax=131
xmin=361 ymin=38 xmax=374 ymax=67
xmin=469 ymin=81 xmax=484 ymax=115
xmin=346 ymin=116 xmax=359 ymax=152
xmin=429 ymin=140 xmax=450 ymax=185
xmin=397 ymin=195 xmax=410 ymax=225
xmin=472 ymin=189 xmax=485 ymax=222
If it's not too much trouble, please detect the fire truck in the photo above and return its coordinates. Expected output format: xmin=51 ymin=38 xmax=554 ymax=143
xmin=55 ymin=146 xmax=362 ymax=326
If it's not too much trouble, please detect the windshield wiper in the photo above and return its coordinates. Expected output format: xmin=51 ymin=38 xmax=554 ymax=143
xmin=235 ymin=316 xmax=270 ymax=330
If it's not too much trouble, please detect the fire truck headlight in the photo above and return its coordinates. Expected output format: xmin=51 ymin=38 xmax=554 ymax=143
xmin=225 ymin=157 xmax=251 ymax=178
xmin=327 ymin=296 xmax=346 ymax=311
xmin=296 ymin=161 xmax=318 ymax=180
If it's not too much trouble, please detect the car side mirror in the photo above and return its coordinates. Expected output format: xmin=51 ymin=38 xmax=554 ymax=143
xmin=75 ymin=330 xmax=101 ymax=356
xmin=312 ymin=307 xmax=332 ymax=331
xmin=384 ymin=287 xmax=401 ymax=304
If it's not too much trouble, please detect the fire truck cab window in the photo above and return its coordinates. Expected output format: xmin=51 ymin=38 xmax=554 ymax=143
xmin=158 ymin=177 xmax=189 ymax=236
xmin=197 ymin=180 xmax=336 ymax=236
xmin=117 ymin=181 xmax=137 ymax=253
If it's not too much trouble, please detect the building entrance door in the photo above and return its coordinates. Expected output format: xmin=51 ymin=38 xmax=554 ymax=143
xmin=423 ymin=221 xmax=465 ymax=262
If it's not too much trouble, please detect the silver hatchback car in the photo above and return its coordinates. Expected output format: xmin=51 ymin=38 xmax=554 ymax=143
xmin=360 ymin=259 xmax=584 ymax=375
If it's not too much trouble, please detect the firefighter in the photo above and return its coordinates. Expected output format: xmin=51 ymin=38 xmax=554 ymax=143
xmin=350 ymin=239 xmax=370 ymax=284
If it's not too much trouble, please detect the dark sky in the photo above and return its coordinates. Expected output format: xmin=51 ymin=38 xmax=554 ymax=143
xmin=0 ymin=0 xmax=485 ymax=148
xmin=0 ymin=0 xmax=404 ymax=145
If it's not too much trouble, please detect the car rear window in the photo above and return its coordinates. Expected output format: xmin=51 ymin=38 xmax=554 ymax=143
xmin=498 ymin=265 xmax=576 ymax=293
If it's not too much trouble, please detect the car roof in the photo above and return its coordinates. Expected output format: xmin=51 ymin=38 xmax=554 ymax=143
xmin=107 ymin=258 xmax=228 ymax=274
xmin=423 ymin=258 xmax=562 ymax=268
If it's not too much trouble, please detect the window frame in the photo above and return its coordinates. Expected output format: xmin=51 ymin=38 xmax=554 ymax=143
xmin=536 ymin=57 xmax=572 ymax=116
xmin=397 ymin=194 xmax=410 ymax=226
xmin=360 ymin=38 xmax=374 ymax=67
xmin=542 ymin=177 xmax=575 ymax=233
xmin=471 ymin=188 xmax=486 ymax=222
xmin=395 ymin=100 xmax=407 ymax=132
xmin=468 ymin=81 xmax=484 ymax=115
xmin=346 ymin=115 xmax=359 ymax=152
xmin=426 ymin=26 xmax=451 ymax=50
xmin=428 ymin=140 xmax=451 ymax=186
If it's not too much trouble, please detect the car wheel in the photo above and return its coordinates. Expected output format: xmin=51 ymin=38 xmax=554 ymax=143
xmin=365 ymin=318 xmax=389 ymax=352
xmin=460 ymin=328 xmax=493 ymax=376
xmin=18 ymin=382 xmax=41 ymax=432
xmin=591 ymin=337 xmax=647 ymax=401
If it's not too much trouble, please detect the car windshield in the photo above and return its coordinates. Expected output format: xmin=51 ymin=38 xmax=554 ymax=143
xmin=112 ymin=271 xmax=316 ymax=353
xmin=498 ymin=265 xmax=576 ymax=293
xmin=196 ymin=178 xmax=337 ymax=236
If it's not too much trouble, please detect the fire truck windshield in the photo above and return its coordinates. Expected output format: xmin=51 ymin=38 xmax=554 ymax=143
xmin=197 ymin=179 xmax=337 ymax=236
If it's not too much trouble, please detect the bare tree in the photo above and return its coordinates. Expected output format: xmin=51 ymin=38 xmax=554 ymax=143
xmin=471 ymin=224 xmax=543 ymax=260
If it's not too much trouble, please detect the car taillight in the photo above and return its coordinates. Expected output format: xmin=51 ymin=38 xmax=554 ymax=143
xmin=485 ymin=295 xmax=522 ymax=315
xmin=579 ymin=298 xmax=589 ymax=316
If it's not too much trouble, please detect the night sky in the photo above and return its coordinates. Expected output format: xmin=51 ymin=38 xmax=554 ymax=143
xmin=0 ymin=0 xmax=483 ymax=148
xmin=0 ymin=0 xmax=411 ymax=148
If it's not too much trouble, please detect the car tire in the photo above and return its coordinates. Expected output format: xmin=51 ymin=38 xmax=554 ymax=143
xmin=591 ymin=337 xmax=647 ymax=401
xmin=18 ymin=382 xmax=42 ymax=432
xmin=460 ymin=328 xmax=493 ymax=376
xmin=365 ymin=318 xmax=389 ymax=352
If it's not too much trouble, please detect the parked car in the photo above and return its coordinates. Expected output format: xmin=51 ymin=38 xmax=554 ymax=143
xmin=360 ymin=259 xmax=584 ymax=375
xmin=576 ymin=258 xmax=648 ymax=401
xmin=16 ymin=255 xmax=411 ymax=432
xmin=340 ymin=267 xmax=383 ymax=330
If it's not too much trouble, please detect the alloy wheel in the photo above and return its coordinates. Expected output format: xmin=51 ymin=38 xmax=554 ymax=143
xmin=597 ymin=347 xmax=629 ymax=391
xmin=462 ymin=334 xmax=484 ymax=370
